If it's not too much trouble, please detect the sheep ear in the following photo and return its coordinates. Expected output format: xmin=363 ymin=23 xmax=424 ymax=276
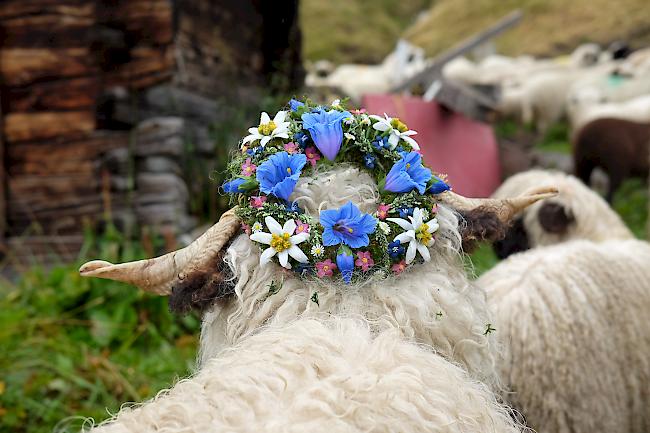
xmin=537 ymin=201 xmax=574 ymax=234
xmin=79 ymin=208 xmax=241 ymax=296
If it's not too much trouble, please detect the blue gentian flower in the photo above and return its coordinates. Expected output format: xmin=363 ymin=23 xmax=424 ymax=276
xmin=290 ymin=99 xmax=305 ymax=111
xmin=246 ymin=146 xmax=262 ymax=157
xmin=363 ymin=153 xmax=376 ymax=169
xmin=428 ymin=175 xmax=451 ymax=194
xmin=285 ymin=201 xmax=302 ymax=213
xmin=223 ymin=178 xmax=246 ymax=193
xmin=336 ymin=250 xmax=355 ymax=284
xmin=384 ymin=152 xmax=432 ymax=194
xmin=294 ymin=131 xmax=310 ymax=148
xmin=320 ymin=201 xmax=377 ymax=248
xmin=295 ymin=262 xmax=314 ymax=276
xmin=301 ymin=109 xmax=352 ymax=160
xmin=388 ymin=240 xmax=405 ymax=258
xmin=398 ymin=207 xmax=413 ymax=218
xmin=256 ymin=151 xmax=307 ymax=201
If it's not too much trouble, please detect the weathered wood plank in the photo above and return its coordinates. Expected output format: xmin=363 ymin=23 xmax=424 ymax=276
xmin=107 ymin=45 xmax=174 ymax=89
xmin=4 ymin=111 xmax=95 ymax=142
xmin=0 ymin=48 xmax=96 ymax=86
xmin=6 ymin=77 xmax=99 ymax=112
xmin=0 ymin=1 xmax=91 ymax=20
xmin=0 ymin=11 xmax=94 ymax=47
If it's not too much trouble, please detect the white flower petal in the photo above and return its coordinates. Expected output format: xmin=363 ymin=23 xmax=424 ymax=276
xmin=388 ymin=133 xmax=400 ymax=148
xmin=283 ymin=219 xmax=297 ymax=235
xmin=291 ymin=233 xmax=310 ymax=244
xmin=395 ymin=232 xmax=414 ymax=244
xmin=406 ymin=240 xmax=417 ymax=264
xmin=387 ymin=217 xmax=413 ymax=231
xmin=274 ymin=132 xmax=289 ymax=139
xmin=242 ymin=134 xmax=259 ymax=144
xmin=288 ymin=245 xmax=308 ymax=263
xmin=426 ymin=218 xmax=440 ymax=233
xmin=260 ymin=247 xmax=277 ymax=265
xmin=369 ymin=115 xmax=385 ymax=121
xmin=402 ymin=130 xmax=417 ymax=136
xmin=274 ymin=111 xmax=287 ymax=124
xmin=265 ymin=216 xmax=283 ymax=235
xmin=402 ymin=135 xmax=420 ymax=150
xmin=373 ymin=123 xmax=390 ymax=132
xmin=260 ymin=136 xmax=272 ymax=147
xmin=250 ymin=232 xmax=272 ymax=245
xmin=248 ymin=127 xmax=259 ymax=134
xmin=417 ymin=243 xmax=431 ymax=261
xmin=278 ymin=250 xmax=290 ymax=268
xmin=412 ymin=208 xmax=424 ymax=227
xmin=260 ymin=112 xmax=270 ymax=124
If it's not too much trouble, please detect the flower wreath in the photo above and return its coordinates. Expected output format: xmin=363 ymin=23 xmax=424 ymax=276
xmin=222 ymin=98 xmax=451 ymax=284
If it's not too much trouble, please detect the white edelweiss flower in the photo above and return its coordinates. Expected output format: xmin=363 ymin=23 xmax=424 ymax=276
xmin=369 ymin=113 xmax=420 ymax=151
xmin=387 ymin=207 xmax=439 ymax=264
xmin=250 ymin=216 xmax=309 ymax=269
xmin=252 ymin=221 xmax=263 ymax=232
xmin=344 ymin=132 xmax=356 ymax=141
xmin=378 ymin=221 xmax=391 ymax=235
xmin=242 ymin=111 xmax=290 ymax=147
xmin=310 ymin=244 xmax=325 ymax=258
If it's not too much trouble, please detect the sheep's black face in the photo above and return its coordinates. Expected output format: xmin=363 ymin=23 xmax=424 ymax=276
xmin=492 ymin=217 xmax=529 ymax=260
xmin=537 ymin=201 xmax=574 ymax=234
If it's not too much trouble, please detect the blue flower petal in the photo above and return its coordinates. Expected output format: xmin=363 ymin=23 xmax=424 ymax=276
xmin=289 ymin=99 xmax=305 ymax=111
xmin=336 ymin=252 xmax=354 ymax=284
xmin=223 ymin=178 xmax=246 ymax=193
xmin=301 ymin=109 xmax=351 ymax=161
xmin=256 ymin=152 xmax=307 ymax=201
xmin=319 ymin=201 xmax=377 ymax=248
xmin=384 ymin=151 xmax=431 ymax=194
xmin=428 ymin=176 xmax=451 ymax=194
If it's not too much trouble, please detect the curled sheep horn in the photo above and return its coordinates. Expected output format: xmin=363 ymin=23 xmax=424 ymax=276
xmin=79 ymin=208 xmax=240 ymax=295
xmin=436 ymin=186 xmax=559 ymax=222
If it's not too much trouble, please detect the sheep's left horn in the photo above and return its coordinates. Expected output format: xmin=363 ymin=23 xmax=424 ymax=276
xmin=79 ymin=208 xmax=240 ymax=295
xmin=436 ymin=186 xmax=558 ymax=223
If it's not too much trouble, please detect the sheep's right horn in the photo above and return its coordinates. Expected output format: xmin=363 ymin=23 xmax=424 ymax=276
xmin=436 ymin=186 xmax=558 ymax=223
xmin=79 ymin=208 xmax=240 ymax=295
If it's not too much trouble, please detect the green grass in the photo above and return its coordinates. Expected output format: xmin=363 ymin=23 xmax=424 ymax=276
xmin=405 ymin=0 xmax=650 ymax=58
xmin=0 ymin=226 xmax=201 ymax=432
xmin=301 ymin=0 xmax=431 ymax=64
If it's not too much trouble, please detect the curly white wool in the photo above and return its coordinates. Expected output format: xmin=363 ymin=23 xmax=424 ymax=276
xmin=493 ymin=169 xmax=633 ymax=246
xmin=92 ymin=318 xmax=520 ymax=433
xmin=199 ymin=167 xmax=501 ymax=387
xmin=479 ymin=239 xmax=650 ymax=433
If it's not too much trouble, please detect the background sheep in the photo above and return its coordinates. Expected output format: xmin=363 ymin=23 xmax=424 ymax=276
xmin=491 ymin=170 xmax=633 ymax=258
xmin=80 ymin=166 xmax=552 ymax=431
xmin=567 ymin=94 xmax=650 ymax=132
xmin=92 ymin=318 xmax=521 ymax=433
xmin=573 ymin=117 xmax=650 ymax=201
xmin=478 ymin=239 xmax=650 ymax=433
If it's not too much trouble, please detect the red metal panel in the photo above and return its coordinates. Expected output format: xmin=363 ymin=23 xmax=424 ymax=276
xmin=362 ymin=94 xmax=501 ymax=197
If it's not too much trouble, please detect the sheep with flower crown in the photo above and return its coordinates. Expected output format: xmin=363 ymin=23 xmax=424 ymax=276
xmin=78 ymin=98 xmax=556 ymax=432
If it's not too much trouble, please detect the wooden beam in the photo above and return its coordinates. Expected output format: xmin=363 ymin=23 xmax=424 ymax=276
xmin=392 ymin=10 xmax=523 ymax=92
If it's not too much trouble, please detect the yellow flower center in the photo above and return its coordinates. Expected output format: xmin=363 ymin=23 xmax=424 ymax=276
xmin=362 ymin=258 xmax=368 ymax=263
xmin=323 ymin=265 xmax=330 ymax=271
xmin=259 ymin=121 xmax=277 ymax=136
xmin=390 ymin=118 xmax=408 ymax=133
xmin=271 ymin=233 xmax=291 ymax=252
xmin=348 ymin=228 xmax=353 ymax=233
xmin=416 ymin=223 xmax=432 ymax=245
xmin=287 ymin=167 xmax=292 ymax=174
xmin=406 ymin=163 xmax=411 ymax=169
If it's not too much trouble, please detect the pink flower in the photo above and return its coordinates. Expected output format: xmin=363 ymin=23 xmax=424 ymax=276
xmin=241 ymin=158 xmax=256 ymax=176
xmin=283 ymin=142 xmax=299 ymax=154
xmin=250 ymin=195 xmax=267 ymax=208
xmin=431 ymin=204 xmax=439 ymax=214
xmin=392 ymin=260 xmax=407 ymax=274
xmin=305 ymin=146 xmax=321 ymax=167
xmin=351 ymin=108 xmax=367 ymax=114
xmin=295 ymin=220 xmax=310 ymax=234
xmin=316 ymin=259 xmax=337 ymax=277
xmin=241 ymin=223 xmax=251 ymax=235
xmin=355 ymin=251 xmax=374 ymax=271
xmin=377 ymin=204 xmax=390 ymax=220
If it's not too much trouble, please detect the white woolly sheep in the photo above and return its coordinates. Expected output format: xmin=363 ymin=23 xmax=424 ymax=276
xmin=490 ymin=169 xmax=633 ymax=258
xmin=478 ymin=239 xmax=650 ymax=433
xmin=91 ymin=317 xmax=521 ymax=433
xmin=79 ymin=166 xmax=554 ymax=431
xmin=568 ymin=94 xmax=650 ymax=132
